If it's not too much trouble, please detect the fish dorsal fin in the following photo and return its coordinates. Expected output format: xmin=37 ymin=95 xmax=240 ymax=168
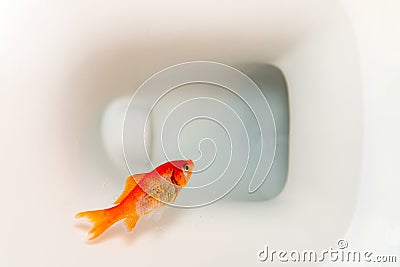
xmin=113 ymin=174 xmax=146 ymax=204
xmin=125 ymin=215 xmax=139 ymax=232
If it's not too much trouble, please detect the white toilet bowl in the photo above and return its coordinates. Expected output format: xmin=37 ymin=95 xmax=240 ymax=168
xmin=1 ymin=1 xmax=399 ymax=266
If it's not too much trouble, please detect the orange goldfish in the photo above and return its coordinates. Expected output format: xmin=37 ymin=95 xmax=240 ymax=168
xmin=75 ymin=160 xmax=194 ymax=240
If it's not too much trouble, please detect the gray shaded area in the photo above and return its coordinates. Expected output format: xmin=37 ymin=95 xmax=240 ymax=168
xmin=228 ymin=63 xmax=289 ymax=201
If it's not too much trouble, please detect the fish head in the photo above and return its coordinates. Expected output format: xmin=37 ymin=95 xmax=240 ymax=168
xmin=169 ymin=159 xmax=194 ymax=187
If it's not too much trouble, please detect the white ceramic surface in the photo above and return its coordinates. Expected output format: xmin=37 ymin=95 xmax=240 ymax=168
xmin=1 ymin=1 xmax=399 ymax=266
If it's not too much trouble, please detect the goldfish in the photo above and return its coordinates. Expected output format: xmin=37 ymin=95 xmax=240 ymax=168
xmin=75 ymin=159 xmax=194 ymax=240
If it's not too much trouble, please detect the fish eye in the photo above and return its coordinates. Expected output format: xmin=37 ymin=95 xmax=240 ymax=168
xmin=184 ymin=165 xmax=189 ymax=171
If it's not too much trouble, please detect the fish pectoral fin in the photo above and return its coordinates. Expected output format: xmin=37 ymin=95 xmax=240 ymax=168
xmin=113 ymin=174 xmax=146 ymax=204
xmin=125 ymin=215 xmax=139 ymax=232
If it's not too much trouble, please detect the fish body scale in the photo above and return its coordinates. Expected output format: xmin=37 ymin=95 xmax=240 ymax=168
xmin=135 ymin=179 xmax=179 ymax=216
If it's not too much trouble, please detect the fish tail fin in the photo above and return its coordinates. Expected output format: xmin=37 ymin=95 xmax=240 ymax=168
xmin=75 ymin=208 xmax=122 ymax=240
